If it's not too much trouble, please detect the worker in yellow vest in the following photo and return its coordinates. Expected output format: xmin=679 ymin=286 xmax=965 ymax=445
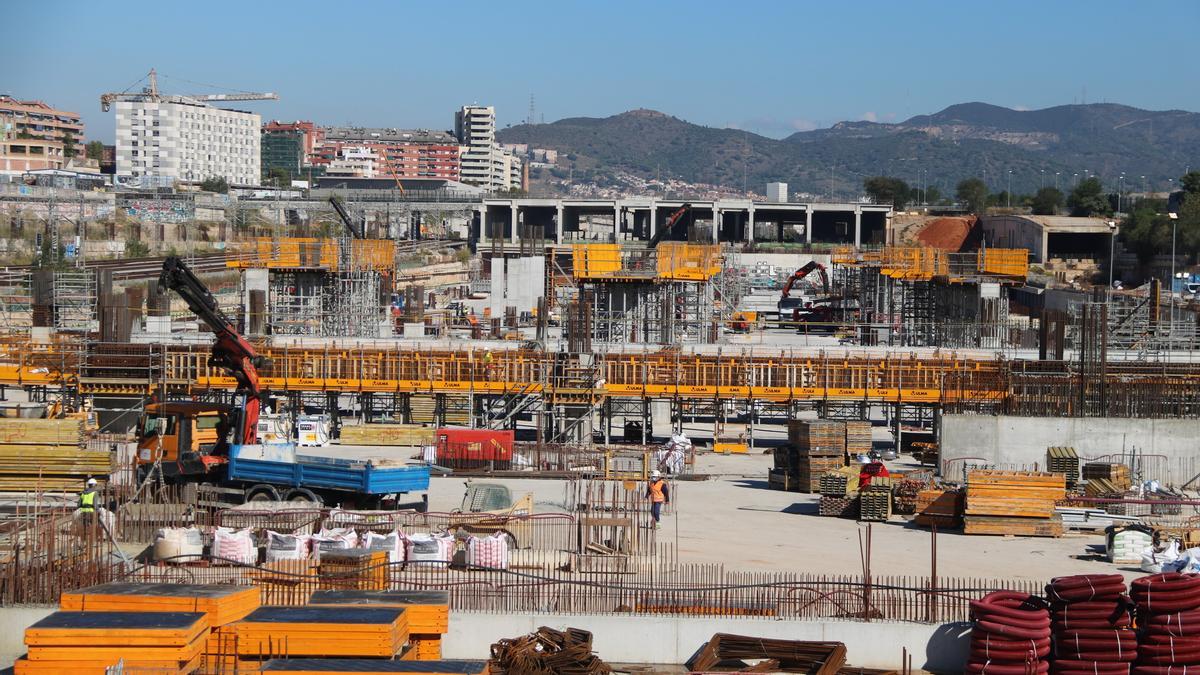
xmin=79 ymin=478 xmax=98 ymax=523
xmin=646 ymin=470 xmax=670 ymax=529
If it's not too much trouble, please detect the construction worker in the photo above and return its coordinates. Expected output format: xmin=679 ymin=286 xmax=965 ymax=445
xmin=78 ymin=477 xmax=98 ymax=523
xmin=646 ymin=470 xmax=670 ymax=529
xmin=483 ymin=349 xmax=495 ymax=379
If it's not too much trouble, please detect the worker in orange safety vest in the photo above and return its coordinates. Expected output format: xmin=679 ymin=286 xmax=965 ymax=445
xmin=646 ymin=470 xmax=670 ymax=529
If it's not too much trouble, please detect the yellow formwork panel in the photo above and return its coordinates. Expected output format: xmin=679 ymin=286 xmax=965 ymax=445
xmin=571 ymin=244 xmax=622 ymax=279
xmin=655 ymin=243 xmax=722 ymax=281
xmin=978 ymin=248 xmax=1029 ymax=278
xmin=228 ymin=238 xmax=394 ymax=272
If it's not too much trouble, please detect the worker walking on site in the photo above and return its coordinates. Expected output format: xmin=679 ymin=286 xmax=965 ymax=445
xmin=78 ymin=477 xmax=98 ymax=524
xmin=646 ymin=470 xmax=670 ymax=529
xmin=483 ymin=349 xmax=495 ymax=380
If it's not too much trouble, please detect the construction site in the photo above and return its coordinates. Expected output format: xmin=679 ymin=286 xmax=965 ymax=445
xmin=2 ymin=189 xmax=1200 ymax=675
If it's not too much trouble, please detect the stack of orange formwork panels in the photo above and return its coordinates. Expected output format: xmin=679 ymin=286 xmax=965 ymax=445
xmin=307 ymin=590 xmax=450 ymax=661
xmin=14 ymin=610 xmax=208 ymax=674
xmin=233 ymin=606 xmax=409 ymax=660
xmin=59 ymin=582 xmax=261 ymax=674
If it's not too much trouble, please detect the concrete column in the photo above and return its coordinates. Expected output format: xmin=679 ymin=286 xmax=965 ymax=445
xmin=510 ymin=204 xmax=519 ymax=244
xmin=712 ymin=208 xmax=720 ymax=244
xmin=613 ymin=204 xmax=621 ymax=243
xmin=805 ymin=208 xmax=813 ymax=244
xmin=854 ymin=206 xmax=862 ymax=248
xmin=649 ymin=206 xmax=657 ymax=240
xmin=746 ymin=206 xmax=755 ymax=244
xmin=480 ymin=208 xmax=489 ymax=244
xmin=555 ymin=205 xmax=564 ymax=245
xmin=1040 ymin=229 xmax=1048 ymax=264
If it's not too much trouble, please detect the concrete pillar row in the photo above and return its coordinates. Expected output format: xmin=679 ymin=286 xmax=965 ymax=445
xmin=649 ymin=205 xmax=657 ymax=240
xmin=613 ymin=205 xmax=621 ymax=243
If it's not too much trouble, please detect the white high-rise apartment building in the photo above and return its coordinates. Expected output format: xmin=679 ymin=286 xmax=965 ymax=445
xmin=116 ymin=100 xmax=260 ymax=185
xmin=454 ymin=104 xmax=521 ymax=190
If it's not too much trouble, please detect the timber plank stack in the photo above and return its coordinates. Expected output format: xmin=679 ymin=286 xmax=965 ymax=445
xmin=338 ymin=424 xmax=435 ymax=447
xmin=963 ymin=470 xmax=1065 ymax=537
xmin=308 ymin=590 xmax=451 ymax=661
xmin=859 ymin=484 xmax=892 ymax=522
xmin=789 ymin=421 xmax=847 ymax=493
xmin=0 ymin=417 xmax=107 ymax=492
xmin=913 ymin=489 xmax=963 ymax=528
xmin=14 ymin=610 xmax=208 ymax=674
xmin=1045 ymin=446 xmax=1079 ymax=489
xmin=1082 ymin=462 xmax=1131 ymax=491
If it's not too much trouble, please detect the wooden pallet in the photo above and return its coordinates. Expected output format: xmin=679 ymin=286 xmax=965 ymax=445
xmin=819 ymin=495 xmax=860 ymax=518
xmin=789 ymin=420 xmax=847 ymax=457
xmin=844 ymin=420 xmax=872 ymax=456
xmin=963 ymin=515 xmax=1064 ymax=537
xmin=965 ymin=470 xmax=1065 ymax=518
xmin=768 ymin=468 xmax=799 ymax=492
xmin=338 ymin=424 xmax=434 ymax=447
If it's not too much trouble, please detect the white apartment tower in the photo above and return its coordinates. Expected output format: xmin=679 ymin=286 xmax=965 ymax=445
xmin=455 ymin=105 xmax=495 ymax=187
xmin=116 ymin=100 xmax=261 ymax=185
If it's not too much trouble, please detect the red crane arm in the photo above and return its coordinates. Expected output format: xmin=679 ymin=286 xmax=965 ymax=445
xmin=780 ymin=261 xmax=830 ymax=298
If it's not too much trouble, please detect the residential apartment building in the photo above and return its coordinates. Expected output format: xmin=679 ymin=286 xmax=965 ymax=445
xmin=309 ymin=127 xmax=459 ymax=181
xmin=115 ymin=100 xmax=260 ymax=185
xmin=454 ymin=105 xmax=522 ymax=190
xmin=0 ymin=96 xmax=85 ymax=177
xmin=261 ymin=120 xmax=324 ymax=181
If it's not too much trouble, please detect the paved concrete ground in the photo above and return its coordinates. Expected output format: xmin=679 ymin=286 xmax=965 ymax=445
xmin=429 ymin=451 xmax=1137 ymax=583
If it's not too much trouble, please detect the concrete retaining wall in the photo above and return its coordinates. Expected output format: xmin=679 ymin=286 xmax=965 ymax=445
xmin=446 ymin=612 xmax=970 ymax=672
xmin=0 ymin=606 xmax=54 ymax=667
xmin=941 ymin=415 xmax=1200 ymax=484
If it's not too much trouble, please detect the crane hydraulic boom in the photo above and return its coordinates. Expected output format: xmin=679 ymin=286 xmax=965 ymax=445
xmin=159 ymin=257 xmax=266 ymax=444
xmin=328 ymin=197 xmax=364 ymax=239
xmin=646 ymin=203 xmax=692 ymax=248
xmin=780 ymin=260 xmax=830 ymax=299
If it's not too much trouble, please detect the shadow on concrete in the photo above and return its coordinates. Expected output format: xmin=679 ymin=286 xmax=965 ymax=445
xmin=923 ymin=621 xmax=972 ymax=673
xmin=780 ymin=501 xmax=819 ymax=515
xmin=730 ymin=479 xmax=771 ymax=490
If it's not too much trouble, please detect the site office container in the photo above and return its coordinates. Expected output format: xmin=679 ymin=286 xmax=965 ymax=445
xmin=436 ymin=428 xmax=515 ymax=469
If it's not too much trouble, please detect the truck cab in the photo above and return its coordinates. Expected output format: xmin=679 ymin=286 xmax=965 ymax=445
xmin=137 ymin=402 xmax=233 ymax=476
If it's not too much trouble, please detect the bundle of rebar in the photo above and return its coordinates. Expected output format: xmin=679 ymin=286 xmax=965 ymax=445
xmin=687 ymin=633 xmax=847 ymax=673
xmin=891 ymin=478 xmax=929 ymax=515
xmin=490 ymin=626 xmax=612 ymax=675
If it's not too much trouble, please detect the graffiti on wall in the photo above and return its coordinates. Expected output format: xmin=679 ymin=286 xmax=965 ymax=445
xmin=124 ymin=199 xmax=193 ymax=224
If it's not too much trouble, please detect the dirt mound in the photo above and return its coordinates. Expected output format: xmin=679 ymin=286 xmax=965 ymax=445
xmin=916 ymin=216 xmax=978 ymax=251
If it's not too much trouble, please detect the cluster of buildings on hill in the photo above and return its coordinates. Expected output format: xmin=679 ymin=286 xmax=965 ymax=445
xmin=1 ymin=93 xmax=527 ymax=192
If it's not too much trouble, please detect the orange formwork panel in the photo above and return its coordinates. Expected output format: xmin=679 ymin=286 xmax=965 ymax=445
xmin=402 ymin=634 xmax=444 ymax=660
xmin=227 ymin=238 xmax=395 ymax=273
xmin=15 ymin=652 xmax=202 ymax=674
xmin=258 ymin=660 xmax=489 ymax=674
xmin=233 ymin=606 xmax=409 ymax=658
xmin=60 ymin=583 xmax=261 ymax=627
xmin=307 ymin=590 xmax=449 ymax=634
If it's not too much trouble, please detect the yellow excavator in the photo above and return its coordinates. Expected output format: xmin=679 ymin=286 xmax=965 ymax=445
xmin=448 ymin=481 xmax=535 ymax=549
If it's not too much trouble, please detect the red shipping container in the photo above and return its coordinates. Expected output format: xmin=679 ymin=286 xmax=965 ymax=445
xmin=436 ymin=428 xmax=514 ymax=463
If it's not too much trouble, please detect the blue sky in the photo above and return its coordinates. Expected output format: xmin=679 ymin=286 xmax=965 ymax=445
xmin=4 ymin=0 xmax=1197 ymax=143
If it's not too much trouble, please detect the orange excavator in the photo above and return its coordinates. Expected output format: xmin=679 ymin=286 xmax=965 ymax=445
xmin=778 ymin=261 xmax=830 ymax=314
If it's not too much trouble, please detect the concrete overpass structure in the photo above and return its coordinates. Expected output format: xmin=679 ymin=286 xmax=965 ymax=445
xmin=480 ymin=198 xmax=892 ymax=248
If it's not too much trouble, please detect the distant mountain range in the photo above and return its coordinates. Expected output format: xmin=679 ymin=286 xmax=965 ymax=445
xmin=497 ymin=102 xmax=1200 ymax=196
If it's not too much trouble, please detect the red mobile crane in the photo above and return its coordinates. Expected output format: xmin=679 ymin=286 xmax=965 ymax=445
xmin=158 ymin=256 xmax=267 ymax=446
xmin=647 ymin=203 xmax=693 ymax=248
xmin=777 ymin=260 xmax=834 ymax=327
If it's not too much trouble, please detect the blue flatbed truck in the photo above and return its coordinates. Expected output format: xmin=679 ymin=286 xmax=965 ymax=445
xmin=225 ymin=443 xmax=430 ymax=510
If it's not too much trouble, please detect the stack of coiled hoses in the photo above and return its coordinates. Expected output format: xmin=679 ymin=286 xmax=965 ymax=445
xmin=1046 ymin=574 xmax=1135 ymax=674
xmin=1132 ymin=573 xmax=1200 ymax=674
xmin=969 ymin=591 xmax=1052 ymax=674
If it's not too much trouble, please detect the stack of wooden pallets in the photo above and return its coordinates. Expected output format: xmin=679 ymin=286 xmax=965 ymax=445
xmin=789 ymin=421 xmax=846 ymax=493
xmin=913 ymin=489 xmax=963 ymax=528
xmin=318 ymin=549 xmax=389 ymax=591
xmin=1046 ymin=447 xmax=1079 ymax=489
xmin=844 ymin=420 xmax=872 ymax=457
xmin=14 ymin=610 xmax=209 ymax=674
xmin=308 ymin=590 xmax=451 ymax=661
xmin=963 ymin=470 xmax=1066 ymax=537
xmin=233 ymin=606 xmax=409 ymax=659
xmin=1083 ymin=462 xmax=1131 ymax=491
xmin=0 ymin=418 xmax=108 ymax=492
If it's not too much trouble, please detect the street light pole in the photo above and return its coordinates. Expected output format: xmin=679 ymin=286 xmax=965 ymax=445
xmin=1107 ymin=220 xmax=1118 ymax=288
xmin=1169 ymin=211 xmax=1179 ymax=352
xmin=1007 ymin=170 xmax=1012 ymax=208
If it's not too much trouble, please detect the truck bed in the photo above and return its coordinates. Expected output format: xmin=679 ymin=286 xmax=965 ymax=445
xmin=227 ymin=444 xmax=430 ymax=495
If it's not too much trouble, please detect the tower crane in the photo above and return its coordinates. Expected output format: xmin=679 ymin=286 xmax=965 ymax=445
xmin=100 ymin=68 xmax=279 ymax=111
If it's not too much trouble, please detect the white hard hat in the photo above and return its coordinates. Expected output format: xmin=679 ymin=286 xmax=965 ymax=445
xmin=86 ymin=478 xmax=97 ymax=486
xmin=651 ymin=470 xmax=661 ymax=478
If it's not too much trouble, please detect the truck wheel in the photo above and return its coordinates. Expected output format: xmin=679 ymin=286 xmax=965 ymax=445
xmin=246 ymin=485 xmax=280 ymax=503
xmin=285 ymin=488 xmax=323 ymax=505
